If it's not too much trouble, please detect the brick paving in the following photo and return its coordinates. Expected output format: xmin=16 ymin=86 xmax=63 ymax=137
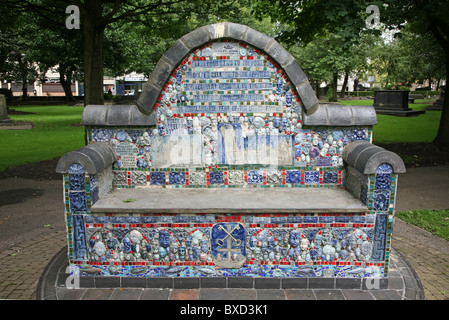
xmin=0 ymin=230 xmax=67 ymax=299
xmin=392 ymin=220 xmax=449 ymax=300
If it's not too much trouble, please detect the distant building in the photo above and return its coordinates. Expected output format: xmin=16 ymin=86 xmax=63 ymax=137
xmin=0 ymin=67 xmax=148 ymax=97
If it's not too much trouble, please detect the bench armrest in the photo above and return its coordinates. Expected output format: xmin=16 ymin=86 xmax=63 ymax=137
xmin=56 ymin=142 xmax=116 ymax=174
xmin=342 ymin=141 xmax=405 ymax=211
xmin=56 ymin=142 xmax=117 ymax=210
xmin=343 ymin=141 xmax=406 ymax=175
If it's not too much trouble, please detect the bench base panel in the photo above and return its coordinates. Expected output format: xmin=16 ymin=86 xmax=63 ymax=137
xmin=67 ymin=212 xmax=392 ymax=279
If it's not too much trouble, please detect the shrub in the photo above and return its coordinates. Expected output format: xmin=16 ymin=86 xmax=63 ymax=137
xmin=0 ymin=88 xmax=13 ymax=103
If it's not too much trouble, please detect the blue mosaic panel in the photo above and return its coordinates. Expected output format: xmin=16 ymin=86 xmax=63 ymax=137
xmin=209 ymin=171 xmax=224 ymax=184
xmin=69 ymin=192 xmax=87 ymax=213
xmin=73 ymin=215 xmax=87 ymax=260
xmin=375 ymin=173 xmax=392 ymax=190
xmin=91 ymin=188 xmax=99 ymax=205
xmin=375 ymin=163 xmax=393 ymax=191
xmin=304 ymin=171 xmax=320 ymax=184
xmin=360 ymin=187 xmax=368 ymax=205
xmin=150 ymin=172 xmax=166 ymax=185
xmin=68 ymin=163 xmax=84 ymax=174
xmin=286 ymin=170 xmax=301 ymax=184
xmin=211 ymin=223 xmax=246 ymax=264
xmin=169 ymin=172 xmax=186 ymax=185
xmin=376 ymin=163 xmax=393 ymax=174
xmin=69 ymin=174 xmax=85 ymax=191
xmin=247 ymin=170 xmax=263 ymax=184
xmin=373 ymin=190 xmax=390 ymax=211
xmin=89 ymin=174 xmax=97 ymax=189
xmin=372 ymin=214 xmax=388 ymax=262
xmin=352 ymin=128 xmax=368 ymax=141
xmin=323 ymin=171 xmax=338 ymax=184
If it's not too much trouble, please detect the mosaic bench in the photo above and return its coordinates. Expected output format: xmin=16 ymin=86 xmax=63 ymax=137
xmin=56 ymin=22 xmax=405 ymax=288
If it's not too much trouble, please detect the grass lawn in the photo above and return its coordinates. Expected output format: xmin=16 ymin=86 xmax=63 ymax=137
xmin=0 ymin=105 xmax=85 ymax=172
xmin=339 ymin=99 xmax=441 ymax=144
xmin=396 ymin=209 xmax=449 ymax=241
xmin=338 ymin=99 xmax=441 ymax=144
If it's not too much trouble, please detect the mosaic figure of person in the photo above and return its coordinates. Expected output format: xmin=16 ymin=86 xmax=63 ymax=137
xmin=159 ymin=230 xmax=170 ymax=248
xmin=289 ymin=230 xmax=301 ymax=248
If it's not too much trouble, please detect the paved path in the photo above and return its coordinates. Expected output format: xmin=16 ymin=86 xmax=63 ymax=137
xmin=0 ymin=165 xmax=448 ymax=300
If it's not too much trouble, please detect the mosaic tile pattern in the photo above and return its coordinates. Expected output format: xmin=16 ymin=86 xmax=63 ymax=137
xmin=88 ymin=41 xmax=372 ymax=176
xmin=110 ymin=167 xmax=343 ymax=188
xmin=67 ymin=212 xmax=385 ymax=278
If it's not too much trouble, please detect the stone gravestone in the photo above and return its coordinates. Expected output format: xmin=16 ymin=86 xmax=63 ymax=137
xmin=0 ymin=94 xmax=11 ymax=123
xmin=373 ymin=90 xmax=425 ymax=117
xmin=427 ymin=86 xmax=444 ymax=111
xmin=56 ymin=23 xmax=405 ymax=288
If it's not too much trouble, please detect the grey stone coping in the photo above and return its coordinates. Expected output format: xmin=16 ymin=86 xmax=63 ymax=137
xmin=81 ymin=102 xmax=375 ymax=127
xmin=90 ymin=187 xmax=368 ymax=214
xmin=81 ymin=104 xmax=157 ymax=127
xmin=136 ymin=22 xmax=319 ymax=116
xmin=56 ymin=142 xmax=117 ymax=174
xmin=343 ymin=141 xmax=406 ymax=174
xmin=302 ymin=103 xmax=377 ymax=126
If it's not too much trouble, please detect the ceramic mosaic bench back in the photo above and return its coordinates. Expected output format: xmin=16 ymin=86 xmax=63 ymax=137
xmin=58 ymin=23 xmax=405 ymax=283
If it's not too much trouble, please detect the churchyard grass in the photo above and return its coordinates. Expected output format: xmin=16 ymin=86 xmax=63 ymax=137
xmin=0 ymin=105 xmax=85 ymax=172
xmin=338 ymin=99 xmax=441 ymax=144
xmin=396 ymin=209 xmax=449 ymax=241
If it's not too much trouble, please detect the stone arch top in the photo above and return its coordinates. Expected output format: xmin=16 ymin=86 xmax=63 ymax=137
xmin=136 ymin=22 xmax=319 ymax=116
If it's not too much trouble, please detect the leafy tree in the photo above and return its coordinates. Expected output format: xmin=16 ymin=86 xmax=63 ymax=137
xmin=395 ymin=29 xmax=445 ymax=88
xmin=289 ymin=32 xmax=373 ymax=100
xmin=4 ymin=0 xmax=242 ymax=105
xmin=0 ymin=10 xmax=39 ymax=100
xmin=27 ymin=14 xmax=84 ymax=102
xmin=368 ymin=27 xmax=445 ymax=90
xmin=103 ymin=0 xmax=277 ymax=79
xmin=254 ymin=0 xmax=449 ymax=149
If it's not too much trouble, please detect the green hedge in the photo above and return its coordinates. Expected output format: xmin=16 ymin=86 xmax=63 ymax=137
xmin=0 ymin=88 xmax=13 ymax=103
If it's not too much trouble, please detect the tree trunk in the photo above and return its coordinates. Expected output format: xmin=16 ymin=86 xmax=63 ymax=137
xmin=21 ymin=78 xmax=27 ymax=101
xmin=19 ymin=56 xmax=27 ymax=101
xmin=330 ymin=72 xmax=338 ymax=102
xmin=432 ymin=51 xmax=449 ymax=150
xmin=60 ymin=71 xmax=75 ymax=103
xmin=80 ymin=6 xmax=105 ymax=106
xmin=339 ymin=71 xmax=349 ymax=98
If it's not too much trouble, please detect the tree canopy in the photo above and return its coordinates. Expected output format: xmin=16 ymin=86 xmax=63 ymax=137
xmin=253 ymin=0 xmax=449 ymax=149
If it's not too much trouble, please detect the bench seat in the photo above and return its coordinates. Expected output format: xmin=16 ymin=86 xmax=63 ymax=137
xmin=90 ymin=187 xmax=368 ymax=214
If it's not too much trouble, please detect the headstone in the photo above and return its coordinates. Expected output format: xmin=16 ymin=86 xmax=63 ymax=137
xmin=373 ymin=90 xmax=425 ymax=117
xmin=0 ymin=94 xmax=11 ymax=122
xmin=427 ymin=87 xmax=444 ymax=111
